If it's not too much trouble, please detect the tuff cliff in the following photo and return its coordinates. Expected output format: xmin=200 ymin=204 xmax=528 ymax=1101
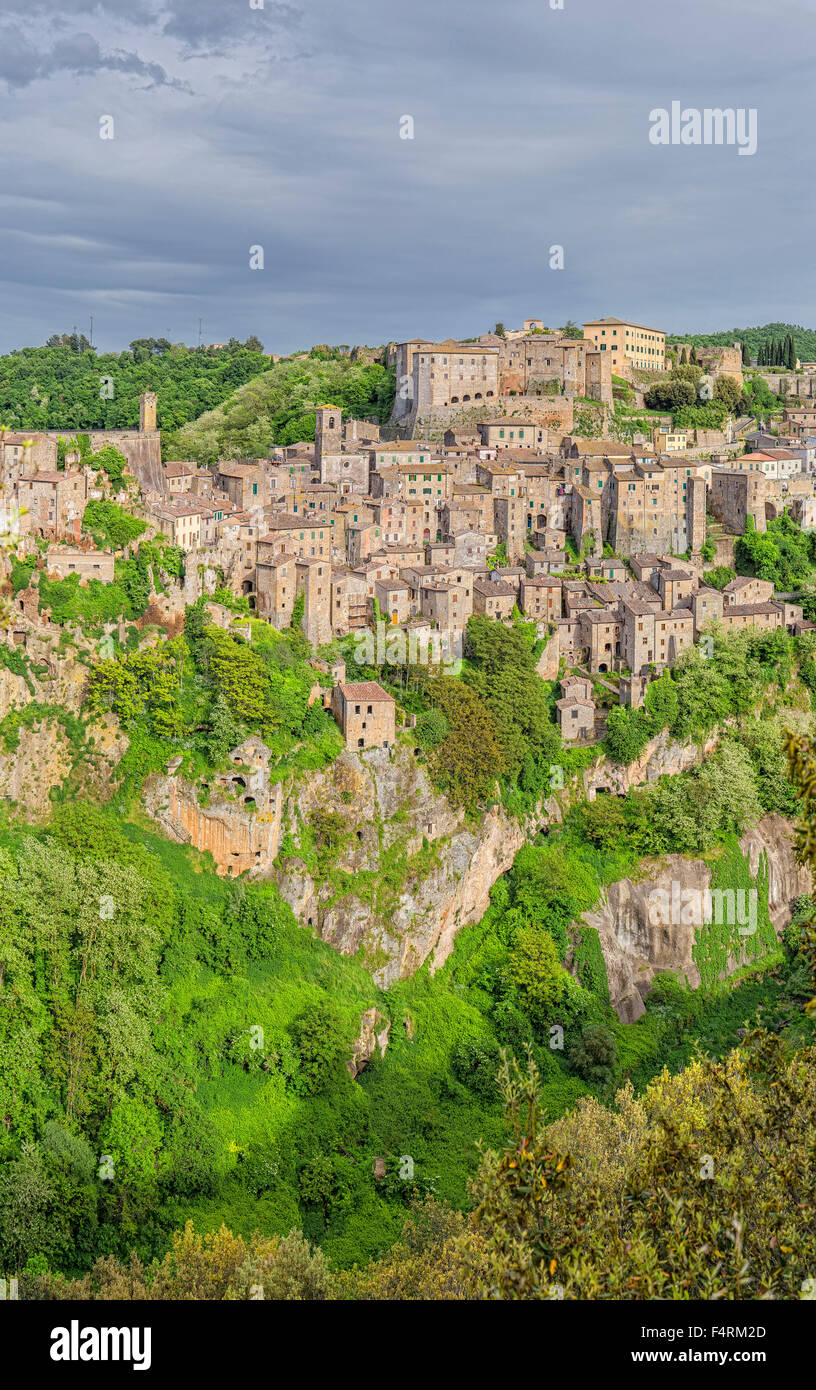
xmin=575 ymin=813 xmax=810 ymax=1023
xmin=0 ymin=627 xmax=127 ymax=817
xmin=144 ymin=722 xmax=739 ymax=989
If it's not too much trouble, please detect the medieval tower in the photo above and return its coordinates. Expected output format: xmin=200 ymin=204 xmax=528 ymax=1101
xmin=139 ymin=389 xmax=158 ymax=433
xmin=315 ymin=404 xmax=342 ymax=465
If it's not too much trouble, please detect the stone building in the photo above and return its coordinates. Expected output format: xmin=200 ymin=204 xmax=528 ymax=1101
xmin=473 ymin=576 xmax=517 ymax=619
xmin=316 ymin=407 xmax=370 ymax=495
xmin=164 ymin=461 xmax=197 ymax=494
xmin=709 ymin=468 xmax=774 ymax=534
xmin=582 ymin=317 xmax=666 ymax=374
xmin=295 ymin=556 xmax=332 ymax=646
xmin=262 ymin=515 xmax=331 ymax=561
xmin=556 ymin=694 xmax=595 ymax=742
xmin=332 ymin=681 xmax=396 ymax=749
xmin=215 ymin=462 xmax=267 ymax=509
xmin=16 ymin=470 xmax=86 ymax=542
xmin=255 ymin=551 xmax=296 ymax=627
xmin=390 ymin=340 xmax=500 ymax=428
xmin=605 ymin=460 xmax=705 ymax=556
xmin=45 ymin=547 xmax=115 ymax=581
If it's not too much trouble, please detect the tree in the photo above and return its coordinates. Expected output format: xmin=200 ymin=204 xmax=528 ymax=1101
xmin=425 ymin=675 xmax=503 ymax=808
xmin=467 ymin=1032 xmax=816 ymax=1300
xmin=713 ymin=374 xmax=741 ymax=413
xmin=26 ymin=1222 xmax=332 ymax=1300
xmin=568 ymin=1024 xmax=617 ymax=1084
xmin=643 ymin=378 xmax=696 ymax=411
xmin=508 ymin=925 xmax=567 ymax=1016
xmin=291 ymin=1003 xmax=347 ymax=1094
xmin=415 ymin=708 xmax=449 ymax=749
xmin=603 ymin=705 xmax=653 ymax=764
xmin=205 ymin=694 xmax=240 ymax=765
xmin=91 ymin=444 xmax=128 ymax=491
xmin=82 ymin=499 xmax=145 ymax=550
xmin=643 ymin=670 xmax=678 ymax=730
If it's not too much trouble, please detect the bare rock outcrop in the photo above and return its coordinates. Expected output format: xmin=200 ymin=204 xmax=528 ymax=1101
xmin=577 ymin=813 xmax=810 ymax=1023
xmin=142 ymin=715 xmax=799 ymax=993
xmin=348 ymin=1008 xmax=391 ymax=1077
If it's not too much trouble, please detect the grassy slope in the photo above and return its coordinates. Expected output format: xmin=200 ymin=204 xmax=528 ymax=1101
xmin=107 ymin=801 xmax=797 ymax=1269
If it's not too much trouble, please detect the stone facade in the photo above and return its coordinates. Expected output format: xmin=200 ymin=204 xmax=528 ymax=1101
xmin=332 ymin=681 xmax=396 ymax=749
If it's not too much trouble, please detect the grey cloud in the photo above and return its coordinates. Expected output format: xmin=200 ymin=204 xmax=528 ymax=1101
xmin=0 ymin=0 xmax=303 ymax=52
xmin=0 ymin=0 xmax=814 ymax=353
xmin=0 ymin=24 xmax=189 ymax=88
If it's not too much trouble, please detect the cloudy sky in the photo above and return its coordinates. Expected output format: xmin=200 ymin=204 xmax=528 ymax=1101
xmin=0 ymin=0 xmax=813 ymax=354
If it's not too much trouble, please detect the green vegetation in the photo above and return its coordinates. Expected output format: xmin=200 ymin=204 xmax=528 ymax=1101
xmin=82 ymin=499 xmax=146 ymax=551
xmin=22 ymin=524 xmax=184 ymax=635
xmin=86 ymin=602 xmax=341 ymax=798
xmin=0 ymin=338 xmax=272 ymax=435
xmin=602 ymin=627 xmax=797 ymax=765
xmin=1 ymin=782 xmax=809 ymax=1291
xmin=0 ymin=607 xmax=812 ymax=1291
xmin=166 ymin=350 xmax=395 ymax=465
xmin=736 ymin=512 xmax=816 ymax=589
xmin=668 ymin=321 xmax=816 ymax=362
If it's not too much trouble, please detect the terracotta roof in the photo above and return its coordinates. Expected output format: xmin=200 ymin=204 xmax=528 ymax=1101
xmin=340 ymin=682 xmax=395 ymax=702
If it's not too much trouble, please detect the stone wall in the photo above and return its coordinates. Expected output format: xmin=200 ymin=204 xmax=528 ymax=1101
xmin=411 ymin=394 xmax=577 ymax=442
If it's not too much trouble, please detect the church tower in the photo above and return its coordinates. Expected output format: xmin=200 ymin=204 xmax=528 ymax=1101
xmin=139 ymin=389 xmax=158 ymax=433
xmin=315 ymin=404 xmax=342 ymax=465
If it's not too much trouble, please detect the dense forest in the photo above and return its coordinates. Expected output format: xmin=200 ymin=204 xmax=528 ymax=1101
xmin=0 ymin=338 xmax=274 ymax=435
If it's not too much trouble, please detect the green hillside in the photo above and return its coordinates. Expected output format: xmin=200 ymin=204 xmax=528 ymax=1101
xmin=165 ymin=351 xmax=395 ymax=465
xmin=667 ymin=321 xmax=816 ymax=361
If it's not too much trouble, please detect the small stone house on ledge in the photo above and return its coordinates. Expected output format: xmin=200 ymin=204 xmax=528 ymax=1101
xmin=556 ymin=675 xmax=596 ymax=743
xmin=332 ymin=681 xmax=396 ymax=750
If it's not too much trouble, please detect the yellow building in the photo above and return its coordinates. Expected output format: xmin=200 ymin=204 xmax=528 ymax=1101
xmin=583 ymin=317 xmax=666 ymax=373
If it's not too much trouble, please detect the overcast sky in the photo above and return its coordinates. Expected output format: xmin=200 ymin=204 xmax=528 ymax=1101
xmin=0 ymin=0 xmax=814 ymax=355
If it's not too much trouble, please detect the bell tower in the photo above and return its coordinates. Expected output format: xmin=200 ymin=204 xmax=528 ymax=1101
xmin=139 ymin=389 xmax=158 ymax=433
xmin=315 ymin=404 xmax=342 ymax=465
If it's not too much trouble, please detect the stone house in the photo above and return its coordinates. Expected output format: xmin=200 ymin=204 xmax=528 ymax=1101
xmin=332 ymin=681 xmax=396 ymax=750
xmin=556 ymin=695 xmax=595 ymax=742
xmin=473 ymin=577 xmax=517 ymax=619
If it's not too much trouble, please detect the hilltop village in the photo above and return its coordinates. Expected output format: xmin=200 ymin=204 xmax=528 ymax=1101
xmin=2 ymin=314 xmax=816 ymax=753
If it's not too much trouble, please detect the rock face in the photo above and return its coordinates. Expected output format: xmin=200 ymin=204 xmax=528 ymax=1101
xmin=348 ymin=1008 xmax=391 ymax=1077
xmin=0 ymin=626 xmax=127 ymax=817
xmin=272 ymin=747 xmax=524 ymax=985
xmin=144 ymin=722 xmax=750 ymax=989
xmin=577 ymin=813 xmax=811 ymax=1023
xmin=145 ymin=767 xmax=283 ymax=872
